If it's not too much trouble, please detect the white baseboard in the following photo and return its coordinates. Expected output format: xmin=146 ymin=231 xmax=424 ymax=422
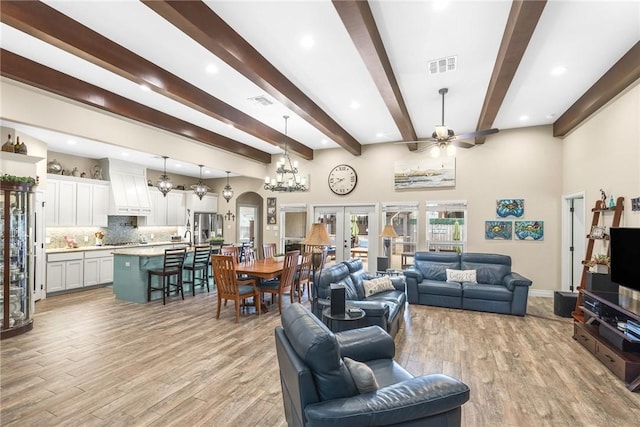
xmin=529 ymin=289 xmax=556 ymax=298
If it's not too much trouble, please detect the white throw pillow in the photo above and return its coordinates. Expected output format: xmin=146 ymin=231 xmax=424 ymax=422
xmin=446 ymin=268 xmax=477 ymax=283
xmin=362 ymin=276 xmax=395 ymax=297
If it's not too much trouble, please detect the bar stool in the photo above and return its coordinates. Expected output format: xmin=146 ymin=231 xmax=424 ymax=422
xmin=148 ymin=247 xmax=187 ymax=304
xmin=183 ymin=244 xmax=211 ymax=296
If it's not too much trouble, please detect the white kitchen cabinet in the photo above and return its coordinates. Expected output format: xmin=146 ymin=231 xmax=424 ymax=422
xmin=187 ymin=193 xmax=218 ymax=213
xmin=167 ymin=191 xmax=186 ymax=226
xmin=46 ymin=175 xmax=109 ymax=227
xmin=47 ymin=252 xmax=84 ymax=292
xmin=46 ymin=177 xmax=77 ymax=226
xmin=84 ymin=250 xmax=113 ymax=286
xmin=146 ymin=187 xmax=167 ymax=226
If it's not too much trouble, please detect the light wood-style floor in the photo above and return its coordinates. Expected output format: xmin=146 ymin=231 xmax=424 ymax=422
xmin=2 ymin=287 xmax=640 ymax=426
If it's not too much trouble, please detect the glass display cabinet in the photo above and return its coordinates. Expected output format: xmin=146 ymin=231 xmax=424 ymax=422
xmin=1 ymin=180 xmax=34 ymax=339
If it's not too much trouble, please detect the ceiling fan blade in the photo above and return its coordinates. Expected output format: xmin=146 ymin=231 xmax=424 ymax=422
xmin=393 ymin=137 xmax=437 ymax=145
xmin=453 ymin=128 xmax=499 ymax=140
xmin=451 ymin=140 xmax=474 ymax=149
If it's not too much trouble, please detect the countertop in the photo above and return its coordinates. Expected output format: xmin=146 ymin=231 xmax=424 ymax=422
xmin=112 ymin=245 xmax=192 ymax=257
xmin=46 ymin=241 xmax=186 ymax=254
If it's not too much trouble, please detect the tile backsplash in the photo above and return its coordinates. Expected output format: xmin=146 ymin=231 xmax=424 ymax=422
xmin=47 ymin=216 xmax=178 ymax=248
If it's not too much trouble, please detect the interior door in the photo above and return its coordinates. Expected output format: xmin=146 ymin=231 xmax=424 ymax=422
xmin=313 ymin=205 xmax=377 ymax=273
xmin=571 ymin=197 xmax=585 ymax=291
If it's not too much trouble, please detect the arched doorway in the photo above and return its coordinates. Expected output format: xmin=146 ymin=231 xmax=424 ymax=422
xmin=236 ymin=192 xmax=263 ymax=252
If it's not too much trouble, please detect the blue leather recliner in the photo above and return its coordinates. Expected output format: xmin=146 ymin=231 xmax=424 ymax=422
xmin=311 ymin=258 xmax=406 ymax=337
xmin=275 ymin=303 xmax=470 ymax=427
xmin=403 ymin=252 xmax=533 ymax=316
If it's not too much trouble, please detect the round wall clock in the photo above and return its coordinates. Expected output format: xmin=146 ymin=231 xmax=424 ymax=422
xmin=328 ymin=164 xmax=357 ymax=195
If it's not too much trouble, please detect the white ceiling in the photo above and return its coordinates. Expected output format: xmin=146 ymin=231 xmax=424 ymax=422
xmin=1 ymin=0 xmax=638 ymax=178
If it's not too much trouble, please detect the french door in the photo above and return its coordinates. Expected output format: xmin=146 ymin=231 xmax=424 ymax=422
xmin=313 ymin=205 xmax=378 ymax=273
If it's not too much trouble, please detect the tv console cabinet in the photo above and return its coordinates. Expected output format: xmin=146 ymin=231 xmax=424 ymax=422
xmin=573 ymin=289 xmax=640 ymax=391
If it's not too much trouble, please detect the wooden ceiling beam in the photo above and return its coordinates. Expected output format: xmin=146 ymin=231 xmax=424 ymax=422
xmin=0 ymin=50 xmax=272 ymax=163
xmin=553 ymin=41 xmax=640 ymax=137
xmin=0 ymin=0 xmax=311 ymax=160
xmin=142 ymin=0 xmax=362 ymax=156
xmin=475 ymin=0 xmax=547 ymax=145
xmin=333 ymin=0 xmax=418 ymax=151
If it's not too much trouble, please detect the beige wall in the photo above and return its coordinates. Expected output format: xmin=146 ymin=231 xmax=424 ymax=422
xmin=562 ymin=80 xmax=640 ymax=228
xmin=5 ymin=76 xmax=639 ymax=296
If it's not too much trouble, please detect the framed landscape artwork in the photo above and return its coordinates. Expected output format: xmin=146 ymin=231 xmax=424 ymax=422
xmin=394 ymin=157 xmax=456 ymax=190
xmin=485 ymin=221 xmax=513 ymax=240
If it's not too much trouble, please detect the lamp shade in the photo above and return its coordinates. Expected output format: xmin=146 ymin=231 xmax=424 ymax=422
xmin=379 ymin=224 xmax=398 ymax=238
xmin=302 ymin=223 xmax=333 ymax=246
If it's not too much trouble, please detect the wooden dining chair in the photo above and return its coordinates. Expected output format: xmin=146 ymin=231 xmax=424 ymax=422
xmin=147 ymin=247 xmax=187 ymax=305
xmin=183 ymin=244 xmax=211 ymax=296
xmin=220 ymin=245 xmax=254 ymax=286
xmin=243 ymin=246 xmax=256 ymax=263
xmin=295 ymin=252 xmax=313 ymax=303
xmin=259 ymin=250 xmax=299 ymax=314
xmin=211 ymin=254 xmax=260 ymax=322
xmin=262 ymin=243 xmax=277 ymax=259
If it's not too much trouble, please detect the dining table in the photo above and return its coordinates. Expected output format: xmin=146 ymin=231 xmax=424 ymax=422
xmin=234 ymin=258 xmax=301 ymax=313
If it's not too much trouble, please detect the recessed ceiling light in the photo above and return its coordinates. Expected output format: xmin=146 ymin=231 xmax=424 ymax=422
xmin=67 ymin=139 xmax=77 ymax=145
xmin=376 ymin=132 xmax=384 ymax=138
xmin=546 ymin=113 xmax=556 ymax=119
xmin=175 ymin=163 xmax=182 ymax=168
xmin=139 ymin=84 xmax=150 ymax=91
xmin=300 ymin=35 xmax=315 ymax=49
xmin=350 ymin=101 xmax=360 ymax=110
xmin=227 ymin=123 xmax=234 ymax=129
xmin=519 ymin=115 xmax=529 ymax=121
xmin=206 ymin=64 xmax=218 ymax=74
xmin=321 ymin=139 xmax=328 ymax=145
xmin=550 ymin=66 xmax=567 ymax=76
xmin=204 ymin=169 xmax=211 ymax=174
xmin=121 ymin=152 xmax=129 ymax=157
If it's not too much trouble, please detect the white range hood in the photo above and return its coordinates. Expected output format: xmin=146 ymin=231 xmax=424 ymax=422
xmin=99 ymin=158 xmax=152 ymax=216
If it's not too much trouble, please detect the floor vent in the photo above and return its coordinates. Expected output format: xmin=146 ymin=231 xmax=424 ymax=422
xmin=428 ymin=55 xmax=457 ymax=75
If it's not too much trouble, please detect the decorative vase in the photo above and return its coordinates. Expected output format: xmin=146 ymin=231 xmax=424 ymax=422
xmin=2 ymin=134 xmax=14 ymax=153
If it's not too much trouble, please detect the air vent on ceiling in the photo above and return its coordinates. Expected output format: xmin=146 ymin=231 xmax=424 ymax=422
xmin=248 ymin=95 xmax=274 ymax=106
xmin=428 ymin=55 xmax=457 ymax=75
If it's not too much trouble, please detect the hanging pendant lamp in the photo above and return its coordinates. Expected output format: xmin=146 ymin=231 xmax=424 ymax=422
xmin=264 ymin=115 xmax=307 ymax=192
xmin=156 ymin=155 xmax=173 ymax=197
xmin=191 ymin=165 xmax=210 ymax=200
xmin=222 ymin=171 xmax=234 ymax=203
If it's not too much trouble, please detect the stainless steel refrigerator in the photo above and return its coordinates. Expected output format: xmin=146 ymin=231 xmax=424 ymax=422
xmin=193 ymin=212 xmax=224 ymax=245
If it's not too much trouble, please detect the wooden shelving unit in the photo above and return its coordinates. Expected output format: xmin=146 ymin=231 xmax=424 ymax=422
xmin=572 ymin=196 xmax=624 ymax=322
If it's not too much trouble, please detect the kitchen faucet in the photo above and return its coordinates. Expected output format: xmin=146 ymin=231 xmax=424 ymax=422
xmin=184 ymin=209 xmax=192 ymax=246
xmin=184 ymin=229 xmax=192 ymax=246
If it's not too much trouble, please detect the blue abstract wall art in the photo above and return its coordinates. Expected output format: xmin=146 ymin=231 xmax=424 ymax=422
xmin=496 ymin=199 xmax=524 ymax=218
xmin=485 ymin=221 xmax=513 ymax=240
xmin=515 ymin=220 xmax=544 ymax=240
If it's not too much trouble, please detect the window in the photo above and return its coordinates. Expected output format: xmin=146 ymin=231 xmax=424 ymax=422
xmin=426 ymin=201 xmax=467 ymax=253
xmin=382 ymin=202 xmax=418 ymax=269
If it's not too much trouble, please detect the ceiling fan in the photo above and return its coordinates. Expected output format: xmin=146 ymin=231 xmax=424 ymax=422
xmin=401 ymin=88 xmax=499 ymax=156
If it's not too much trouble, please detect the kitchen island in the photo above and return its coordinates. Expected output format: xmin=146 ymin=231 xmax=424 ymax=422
xmin=113 ymin=245 xmax=194 ymax=303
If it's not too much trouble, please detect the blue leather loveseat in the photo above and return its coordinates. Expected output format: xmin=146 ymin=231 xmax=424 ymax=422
xmin=312 ymin=258 xmax=406 ymax=337
xmin=275 ymin=303 xmax=470 ymax=427
xmin=403 ymin=252 xmax=533 ymax=316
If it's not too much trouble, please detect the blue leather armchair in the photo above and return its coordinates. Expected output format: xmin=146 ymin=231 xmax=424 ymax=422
xmin=275 ymin=303 xmax=470 ymax=427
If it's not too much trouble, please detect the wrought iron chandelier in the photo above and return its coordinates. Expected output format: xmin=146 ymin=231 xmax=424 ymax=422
xmin=155 ymin=155 xmax=173 ymax=197
xmin=264 ymin=115 xmax=307 ymax=192
xmin=191 ymin=164 xmax=210 ymax=200
xmin=222 ymin=171 xmax=234 ymax=203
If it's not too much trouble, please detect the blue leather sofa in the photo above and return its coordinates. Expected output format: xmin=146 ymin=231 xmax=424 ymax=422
xmin=404 ymin=252 xmax=533 ymax=316
xmin=275 ymin=303 xmax=470 ymax=427
xmin=312 ymin=258 xmax=406 ymax=337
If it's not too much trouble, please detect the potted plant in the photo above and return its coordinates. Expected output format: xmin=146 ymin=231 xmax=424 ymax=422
xmin=0 ymin=174 xmax=37 ymax=191
xmin=587 ymin=254 xmax=610 ymax=274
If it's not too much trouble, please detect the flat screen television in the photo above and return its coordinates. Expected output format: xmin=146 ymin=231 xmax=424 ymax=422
xmin=610 ymin=227 xmax=640 ymax=293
